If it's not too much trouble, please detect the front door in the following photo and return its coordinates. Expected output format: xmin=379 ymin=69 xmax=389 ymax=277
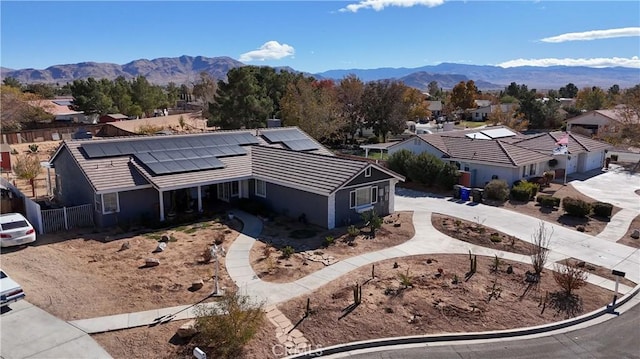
xmin=217 ymin=183 xmax=231 ymax=202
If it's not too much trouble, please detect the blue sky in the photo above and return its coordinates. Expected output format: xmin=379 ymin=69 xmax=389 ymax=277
xmin=1 ymin=1 xmax=639 ymax=73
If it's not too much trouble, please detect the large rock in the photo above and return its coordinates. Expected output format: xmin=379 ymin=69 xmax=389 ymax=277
xmin=153 ymin=242 xmax=167 ymax=253
xmin=144 ymin=258 xmax=160 ymax=267
xmin=191 ymin=279 xmax=204 ymax=290
xmin=176 ymin=319 xmax=198 ymax=338
xmin=631 ymin=229 xmax=640 ymax=239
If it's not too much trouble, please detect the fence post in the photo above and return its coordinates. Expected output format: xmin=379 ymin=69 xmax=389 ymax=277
xmin=63 ymin=206 xmax=69 ymax=230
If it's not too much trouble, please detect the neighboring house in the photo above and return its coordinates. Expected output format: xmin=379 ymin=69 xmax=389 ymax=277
xmin=96 ymin=113 xmax=208 ymax=137
xmin=387 ymin=126 xmax=610 ymax=187
xmin=428 ymin=100 xmax=443 ymax=119
xmin=49 ymin=127 xmax=404 ymax=229
xmin=471 ymin=104 xmax=516 ymax=122
xmin=27 ymin=99 xmax=91 ymax=123
xmin=567 ymin=109 xmax=639 ymax=136
xmin=99 ymin=114 xmax=129 ymax=123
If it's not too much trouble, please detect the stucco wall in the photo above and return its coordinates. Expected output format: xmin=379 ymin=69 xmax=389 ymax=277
xmin=51 ymin=146 xmax=95 ymax=207
xmin=388 ymin=138 xmax=445 ymax=159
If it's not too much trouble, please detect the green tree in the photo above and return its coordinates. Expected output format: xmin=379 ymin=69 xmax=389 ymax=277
xmin=362 ymin=80 xmax=408 ymax=142
xmin=109 ymin=76 xmax=133 ymax=115
xmin=404 ymin=87 xmax=431 ymax=122
xmin=517 ymin=90 xmax=546 ymax=128
xmin=576 ymin=86 xmax=608 ymax=111
xmin=504 ymin=82 xmax=529 ymax=99
xmin=427 ymin=80 xmax=443 ymax=100
xmin=71 ymin=77 xmax=114 ymax=115
xmin=165 ymin=82 xmax=180 ymax=109
xmin=386 ymin=149 xmax=414 ymax=177
xmin=131 ymin=76 xmax=166 ymax=116
xmin=210 ymin=66 xmax=274 ymax=129
xmin=24 ymin=83 xmax=56 ymax=99
xmin=2 ymin=77 xmax=22 ymax=89
xmin=559 ymin=83 xmax=578 ymax=98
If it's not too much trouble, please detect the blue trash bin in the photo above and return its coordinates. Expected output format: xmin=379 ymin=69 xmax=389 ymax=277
xmin=460 ymin=187 xmax=471 ymax=201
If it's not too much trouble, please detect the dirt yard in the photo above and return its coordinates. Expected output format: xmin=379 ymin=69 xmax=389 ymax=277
xmin=431 ymin=213 xmax=537 ymax=256
xmin=277 ymin=254 xmax=613 ymax=352
xmin=619 ymin=214 xmax=640 ymax=248
xmin=0 ymin=216 xmax=241 ymax=320
xmin=4 ymin=140 xmax=61 ymax=201
xmin=250 ymin=211 xmax=414 ymax=283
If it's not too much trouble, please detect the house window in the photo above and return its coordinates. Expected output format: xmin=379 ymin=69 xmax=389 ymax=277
xmin=522 ymin=166 xmax=527 ymax=177
xmin=95 ymin=193 xmax=119 ymax=214
xmin=231 ymin=181 xmax=239 ymax=196
xmin=255 ymin=179 xmax=266 ymax=198
xmin=529 ymin=164 xmax=536 ymax=176
xmin=365 ymin=167 xmax=372 ymax=177
xmin=350 ymin=186 xmax=377 ymax=209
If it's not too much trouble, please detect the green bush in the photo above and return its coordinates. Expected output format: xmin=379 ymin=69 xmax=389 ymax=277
xmin=536 ymin=195 xmax=561 ymax=208
xmin=386 ymin=149 xmax=414 ymax=178
xmin=281 ymin=245 xmax=295 ymax=259
xmin=484 ymin=180 xmax=510 ymax=202
xmin=511 ymin=180 xmax=539 ymax=202
xmin=562 ymin=197 xmax=592 ymax=217
xmin=406 ymin=152 xmax=443 ymax=186
xmin=367 ymin=136 xmax=380 ymax=144
xmin=592 ymin=201 xmax=613 ymax=218
xmin=437 ymin=162 xmax=460 ymax=189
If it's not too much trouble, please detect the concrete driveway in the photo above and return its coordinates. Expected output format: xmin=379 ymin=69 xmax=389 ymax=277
xmin=0 ymin=300 xmax=112 ymax=359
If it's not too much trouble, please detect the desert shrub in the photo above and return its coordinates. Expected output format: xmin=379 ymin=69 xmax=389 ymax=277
xmin=490 ymin=234 xmax=502 ymax=243
xmin=406 ymin=152 xmax=443 ymax=186
xmin=437 ymin=162 xmax=460 ymax=189
xmin=562 ymin=197 xmax=592 ymax=217
xmin=386 ymin=149 xmax=414 ymax=177
xmin=553 ymin=260 xmax=588 ymax=295
xmin=323 ymin=236 xmax=335 ymax=247
xmin=592 ymin=201 xmax=613 ymax=218
xmin=194 ymin=292 xmax=265 ymax=359
xmin=28 ymin=144 xmax=39 ymax=153
xmin=484 ymin=179 xmax=510 ymax=202
xmin=536 ymin=195 xmax=561 ymax=208
xmin=347 ymin=225 xmax=359 ymax=237
xmin=281 ymin=245 xmax=295 ymax=259
xmin=361 ymin=209 xmax=383 ymax=238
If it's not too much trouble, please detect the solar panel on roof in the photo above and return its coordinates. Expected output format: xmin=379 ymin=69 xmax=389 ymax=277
xmin=237 ymin=132 xmax=259 ymax=144
xmin=175 ymin=159 xmax=199 ymax=172
xmin=217 ymin=146 xmax=236 ymax=157
xmin=100 ymin=143 xmax=122 ymax=157
xmin=115 ymin=142 xmax=136 ymax=155
xmin=151 ymin=151 xmax=172 ymax=162
xmin=204 ymin=157 xmax=225 ymax=168
xmin=145 ymin=162 xmax=170 ymax=175
xmin=167 ymin=150 xmax=186 ymax=160
xmin=82 ymin=144 xmax=105 ymax=158
xmin=162 ymin=161 xmax=184 ymax=173
xmin=181 ymin=149 xmax=198 ymax=159
xmin=283 ymin=139 xmax=319 ymax=151
xmin=134 ymin=152 xmax=157 ymax=163
xmin=481 ymin=128 xmax=517 ymax=139
xmin=131 ymin=142 xmax=151 ymax=152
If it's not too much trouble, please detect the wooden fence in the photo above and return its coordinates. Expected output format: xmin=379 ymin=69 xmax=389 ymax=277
xmin=41 ymin=204 xmax=94 ymax=233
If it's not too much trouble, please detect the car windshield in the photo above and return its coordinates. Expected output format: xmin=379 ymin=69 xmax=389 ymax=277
xmin=1 ymin=220 xmax=29 ymax=230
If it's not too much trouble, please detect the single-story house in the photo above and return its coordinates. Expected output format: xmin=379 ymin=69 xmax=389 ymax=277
xmin=27 ymin=99 xmax=92 ymax=123
xmin=99 ymin=113 xmax=130 ymax=123
xmin=387 ymin=126 xmax=611 ymax=187
xmin=567 ymin=108 xmax=639 ymax=136
xmin=49 ymin=127 xmax=404 ymax=229
xmin=428 ymin=100 xmax=443 ymax=119
xmin=96 ymin=112 xmax=209 ymax=137
xmin=471 ymin=104 xmax=516 ymax=122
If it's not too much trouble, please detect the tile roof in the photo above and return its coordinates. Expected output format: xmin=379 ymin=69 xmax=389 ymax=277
xmin=27 ymin=100 xmax=83 ymax=116
xmin=513 ymin=131 xmax=612 ymax=154
xmin=439 ymin=136 xmax=551 ymax=167
xmin=568 ymin=109 xmax=639 ymax=125
xmin=51 ymin=127 xmax=371 ymax=194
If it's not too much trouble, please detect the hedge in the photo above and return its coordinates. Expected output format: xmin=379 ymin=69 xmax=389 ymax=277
xmin=592 ymin=201 xmax=613 ymax=218
xmin=510 ymin=180 xmax=539 ymax=202
xmin=562 ymin=197 xmax=592 ymax=217
xmin=536 ymin=195 xmax=561 ymax=208
xmin=484 ymin=179 xmax=510 ymax=202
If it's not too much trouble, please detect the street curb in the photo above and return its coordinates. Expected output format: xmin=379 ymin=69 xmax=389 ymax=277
xmin=286 ymin=284 xmax=640 ymax=358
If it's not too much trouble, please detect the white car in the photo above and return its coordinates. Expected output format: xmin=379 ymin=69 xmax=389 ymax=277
xmin=0 ymin=269 xmax=25 ymax=307
xmin=0 ymin=213 xmax=36 ymax=247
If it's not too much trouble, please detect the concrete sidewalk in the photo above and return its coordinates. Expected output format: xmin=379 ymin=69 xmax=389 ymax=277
xmin=0 ymin=300 xmax=112 ymax=359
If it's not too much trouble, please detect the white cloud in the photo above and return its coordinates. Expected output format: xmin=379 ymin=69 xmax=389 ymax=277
xmin=239 ymin=41 xmax=295 ymax=62
xmin=339 ymin=0 xmax=445 ymax=13
xmin=540 ymin=27 xmax=640 ymax=43
xmin=497 ymin=56 xmax=640 ymax=69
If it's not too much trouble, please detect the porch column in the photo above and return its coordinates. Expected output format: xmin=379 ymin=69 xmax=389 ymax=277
xmin=159 ymin=190 xmax=165 ymax=221
xmin=327 ymin=193 xmax=336 ymax=229
xmin=197 ymin=186 xmax=202 ymax=212
xmin=388 ymin=180 xmax=397 ymax=214
xmin=365 ymin=148 xmax=369 ymax=158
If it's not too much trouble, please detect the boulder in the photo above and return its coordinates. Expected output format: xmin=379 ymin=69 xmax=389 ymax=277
xmin=160 ymin=234 xmax=171 ymax=242
xmin=176 ymin=319 xmax=198 ymax=338
xmin=144 ymin=258 xmax=160 ymax=267
xmin=153 ymin=242 xmax=167 ymax=253
xmin=191 ymin=279 xmax=204 ymax=290
xmin=631 ymin=229 xmax=640 ymax=239
xmin=119 ymin=241 xmax=131 ymax=251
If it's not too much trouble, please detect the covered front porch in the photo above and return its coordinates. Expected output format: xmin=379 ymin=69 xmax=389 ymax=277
xmin=157 ymin=179 xmax=249 ymax=221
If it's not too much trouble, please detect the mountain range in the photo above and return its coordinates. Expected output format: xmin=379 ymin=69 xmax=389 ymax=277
xmin=1 ymin=55 xmax=639 ymax=90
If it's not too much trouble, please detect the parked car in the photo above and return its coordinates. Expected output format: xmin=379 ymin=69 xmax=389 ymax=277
xmin=0 ymin=269 xmax=25 ymax=307
xmin=0 ymin=213 xmax=36 ymax=247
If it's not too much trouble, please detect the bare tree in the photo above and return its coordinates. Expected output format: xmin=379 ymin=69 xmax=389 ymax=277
xmin=531 ymin=221 xmax=553 ymax=277
xmin=553 ymin=260 xmax=588 ymax=296
xmin=13 ymin=154 xmax=42 ymax=198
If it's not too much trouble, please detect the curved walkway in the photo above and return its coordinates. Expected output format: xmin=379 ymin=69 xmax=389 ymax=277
xmin=69 ymin=168 xmax=640 ymax=335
